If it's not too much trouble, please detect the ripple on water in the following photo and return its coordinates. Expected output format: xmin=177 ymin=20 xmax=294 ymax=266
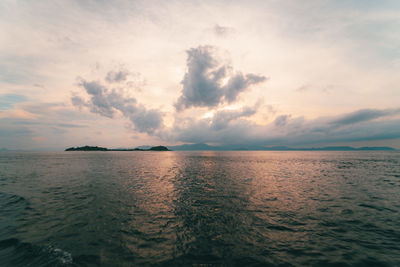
xmin=0 ymin=151 xmax=400 ymax=266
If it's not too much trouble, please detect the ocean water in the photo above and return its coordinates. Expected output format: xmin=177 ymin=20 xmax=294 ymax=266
xmin=0 ymin=151 xmax=400 ymax=266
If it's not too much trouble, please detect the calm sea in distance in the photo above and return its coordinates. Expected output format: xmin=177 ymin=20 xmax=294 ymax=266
xmin=0 ymin=151 xmax=399 ymax=266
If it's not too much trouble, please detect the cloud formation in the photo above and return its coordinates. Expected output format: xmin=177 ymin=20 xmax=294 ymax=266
xmin=175 ymin=46 xmax=266 ymax=110
xmin=331 ymin=108 xmax=400 ymax=126
xmin=274 ymin=115 xmax=291 ymax=127
xmin=166 ymin=107 xmax=400 ymax=147
xmin=72 ymin=79 xmax=163 ymax=134
xmin=105 ymin=69 xmax=131 ymax=83
xmin=211 ymin=104 xmax=259 ymax=131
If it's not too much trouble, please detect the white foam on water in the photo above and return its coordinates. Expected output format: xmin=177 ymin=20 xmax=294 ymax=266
xmin=44 ymin=245 xmax=73 ymax=265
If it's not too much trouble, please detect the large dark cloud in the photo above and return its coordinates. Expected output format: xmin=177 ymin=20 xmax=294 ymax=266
xmin=72 ymin=79 xmax=163 ymax=134
xmin=175 ymin=46 xmax=266 ymax=110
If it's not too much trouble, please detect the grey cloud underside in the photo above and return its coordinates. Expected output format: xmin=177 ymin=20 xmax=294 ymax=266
xmin=175 ymin=46 xmax=266 ymax=110
xmin=167 ymin=107 xmax=400 ymax=146
xmin=331 ymin=108 xmax=400 ymax=125
xmin=274 ymin=115 xmax=291 ymax=127
xmin=72 ymin=79 xmax=163 ymax=134
xmin=105 ymin=69 xmax=130 ymax=83
xmin=211 ymin=104 xmax=259 ymax=131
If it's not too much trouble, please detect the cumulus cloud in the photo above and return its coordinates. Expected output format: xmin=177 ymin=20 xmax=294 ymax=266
xmin=72 ymin=79 xmax=163 ymax=134
xmin=175 ymin=46 xmax=267 ymax=110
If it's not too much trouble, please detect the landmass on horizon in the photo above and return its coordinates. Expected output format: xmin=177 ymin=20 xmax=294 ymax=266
xmin=65 ymin=145 xmax=171 ymax=151
xmin=64 ymin=144 xmax=397 ymax=152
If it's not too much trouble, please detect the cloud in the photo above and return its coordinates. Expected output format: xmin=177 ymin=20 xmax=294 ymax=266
xmin=175 ymin=46 xmax=267 ymax=110
xmin=72 ymin=78 xmax=163 ymax=134
xmin=211 ymin=104 xmax=259 ymax=130
xmin=224 ymin=73 xmax=267 ymax=103
xmin=56 ymin=123 xmax=86 ymax=128
xmin=165 ymin=107 xmax=400 ymax=147
xmin=331 ymin=108 xmax=400 ymax=125
xmin=0 ymin=94 xmax=28 ymax=110
xmin=274 ymin=115 xmax=291 ymax=127
xmin=167 ymin=116 xmax=254 ymax=145
xmin=0 ymin=125 xmax=33 ymax=137
xmin=105 ymin=69 xmax=130 ymax=83
xmin=213 ymin=24 xmax=234 ymax=37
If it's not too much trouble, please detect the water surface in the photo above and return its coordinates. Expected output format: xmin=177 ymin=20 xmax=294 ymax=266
xmin=1 ymin=151 xmax=399 ymax=266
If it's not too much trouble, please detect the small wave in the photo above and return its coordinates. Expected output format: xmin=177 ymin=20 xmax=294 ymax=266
xmin=359 ymin=203 xmax=397 ymax=213
xmin=0 ymin=238 xmax=73 ymax=267
xmin=0 ymin=192 xmax=29 ymax=209
xmin=43 ymin=246 xmax=73 ymax=265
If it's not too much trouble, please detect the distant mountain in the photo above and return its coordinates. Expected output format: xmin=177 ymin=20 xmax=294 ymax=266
xmin=357 ymin=147 xmax=396 ymax=151
xmin=169 ymin=143 xmax=397 ymax=151
xmin=136 ymin=145 xmax=152 ymax=150
xmin=148 ymin=146 xmax=170 ymax=151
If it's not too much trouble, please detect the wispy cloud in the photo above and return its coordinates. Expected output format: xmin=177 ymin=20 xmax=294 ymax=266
xmin=213 ymin=24 xmax=235 ymax=37
xmin=0 ymin=94 xmax=28 ymax=110
xmin=330 ymin=108 xmax=400 ymax=126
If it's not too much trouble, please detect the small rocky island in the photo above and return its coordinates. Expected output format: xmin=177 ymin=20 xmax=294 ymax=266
xmin=65 ymin=145 xmax=171 ymax=151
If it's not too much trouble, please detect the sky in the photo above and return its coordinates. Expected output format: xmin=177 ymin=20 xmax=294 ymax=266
xmin=1 ymin=0 xmax=400 ymax=150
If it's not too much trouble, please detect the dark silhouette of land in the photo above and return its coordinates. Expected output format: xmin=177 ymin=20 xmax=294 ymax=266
xmin=65 ymin=145 xmax=171 ymax=151
xmin=65 ymin=146 xmax=108 ymax=151
xmin=148 ymin=146 xmax=170 ymax=151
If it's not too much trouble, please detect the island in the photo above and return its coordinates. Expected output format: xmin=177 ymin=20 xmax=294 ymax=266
xmin=65 ymin=145 xmax=171 ymax=151
xmin=65 ymin=146 xmax=108 ymax=151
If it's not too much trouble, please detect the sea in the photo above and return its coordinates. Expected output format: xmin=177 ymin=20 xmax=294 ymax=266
xmin=0 ymin=151 xmax=399 ymax=266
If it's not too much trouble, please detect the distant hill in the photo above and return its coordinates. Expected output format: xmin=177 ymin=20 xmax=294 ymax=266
xmin=136 ymin=145 xmax=152 ymax=150
xmin=65 ymin=145 xmax=170 ymax=151
xmin=148 ymin=146 xmax=170 ymax=151
xmin=65 ymin=146 xmax=107 ymax=151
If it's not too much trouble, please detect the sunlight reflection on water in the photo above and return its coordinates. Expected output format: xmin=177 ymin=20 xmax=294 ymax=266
xmin=0 ymin=151 xmax=400 ymax=266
